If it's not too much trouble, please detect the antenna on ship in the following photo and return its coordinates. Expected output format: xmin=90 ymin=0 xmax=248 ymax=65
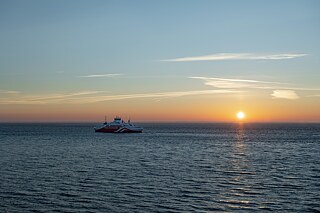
xmin=105 ymin=115 xmax=107 ymax=123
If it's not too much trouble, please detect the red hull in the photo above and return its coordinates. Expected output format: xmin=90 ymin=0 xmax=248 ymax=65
xmin=94 ymin=117 xmax=143 ymax=133
xmin=94 ymin=127 xmax=142 ymax=133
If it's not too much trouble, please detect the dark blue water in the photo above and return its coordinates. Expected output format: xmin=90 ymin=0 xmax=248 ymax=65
xmin=0 ymin=123 xmax=319 ymax=212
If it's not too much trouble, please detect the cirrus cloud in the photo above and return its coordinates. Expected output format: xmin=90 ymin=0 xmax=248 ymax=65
xmin=0 ymin=90 xmax=20 ymax=94
xmin=271 ymin=90 xmax=299 ymax=100
xmin=162 ymin=53 xmax=307 ymax=62
xmin=78 ymin=73 xmax=123 ymax=78
xmin=189 ymin=76 xmax=285 ymax=89
xmin=0 ymin=89 xmax=239 ymax=105
xmin=189 ymin=76 xmax=320 ymax=100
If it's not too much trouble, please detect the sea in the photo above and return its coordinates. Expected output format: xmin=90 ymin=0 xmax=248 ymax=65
xmin=0 ymin=123 xmax=319 ymax=212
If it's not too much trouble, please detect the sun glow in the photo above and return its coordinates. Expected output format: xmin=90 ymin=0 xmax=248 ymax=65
xmin=237 ymin=111 xmax=245 ymax=120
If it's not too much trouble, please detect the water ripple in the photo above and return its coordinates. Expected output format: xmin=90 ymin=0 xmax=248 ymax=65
xmin=0 ymin=123 xmax=319 ymax=212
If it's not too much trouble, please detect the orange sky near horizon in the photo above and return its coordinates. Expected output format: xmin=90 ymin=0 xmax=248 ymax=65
xmin=1 ymin=96 xmax=319 ymax=123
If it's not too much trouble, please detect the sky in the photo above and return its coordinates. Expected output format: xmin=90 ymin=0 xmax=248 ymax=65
xmin=0 ymin=0 xmax=319 ymax=122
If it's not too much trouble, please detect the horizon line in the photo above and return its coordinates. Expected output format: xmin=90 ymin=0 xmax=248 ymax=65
xmin=1 ymin=121 xmax=319 ymax=124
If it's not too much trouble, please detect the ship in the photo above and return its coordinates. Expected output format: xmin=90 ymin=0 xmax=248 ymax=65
xmin=94 ymin=116 xmax=143 ymax=133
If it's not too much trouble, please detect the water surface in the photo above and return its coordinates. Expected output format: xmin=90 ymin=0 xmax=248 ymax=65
xmin=0 ymin=123 xmax=319 ymax=212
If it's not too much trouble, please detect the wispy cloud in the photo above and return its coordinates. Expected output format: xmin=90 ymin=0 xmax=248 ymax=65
xmin=190 ymin=76 xmax=320 ymax=100
xmin=0 ymin=90 xmax=20 ymax=94
xmin=24 ymin=91 xmax=102 ymax=102
xmin=67 ymin=89 xmax=239 ymax=104
xmin=271 ymin=90 xmax=299 ymax=100
xmin=189 ymin=76 xmax=286 ymax=89
xmin=162 ymin=53 xmax=307 ymax=62
xmin=0 ymin=90 xmax=240 ymax=104
xmin=78 ymin=74 xmax=122 ymax=78
xmin=0 ymin=91 xmax=102 ymax=104
xmin=0 ymin=89 xmax=239 ymax=105
xmin=256 ymin=86 xmax=320 ymax=91
xmin=306 ymin=94 xmax=320 ymax=97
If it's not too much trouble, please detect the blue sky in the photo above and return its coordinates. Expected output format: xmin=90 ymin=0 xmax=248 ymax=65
xmin=0 ymin=0 xmax=319 ymax=121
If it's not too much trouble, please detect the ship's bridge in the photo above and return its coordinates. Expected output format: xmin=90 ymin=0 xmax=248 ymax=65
xmin=114 ymin=117 xmax=122 ymax=123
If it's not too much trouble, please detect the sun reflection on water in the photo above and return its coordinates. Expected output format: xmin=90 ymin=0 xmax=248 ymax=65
xmin=219 ymin=123 xmax=257 ymax=210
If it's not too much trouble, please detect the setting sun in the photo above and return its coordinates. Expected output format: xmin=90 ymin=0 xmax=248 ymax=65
xmin=237 ymin=111 xmax=245 ymax=120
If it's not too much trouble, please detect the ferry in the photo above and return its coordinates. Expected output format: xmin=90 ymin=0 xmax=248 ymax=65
xmin=94 ymin=117 xmax=143 ymax=133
